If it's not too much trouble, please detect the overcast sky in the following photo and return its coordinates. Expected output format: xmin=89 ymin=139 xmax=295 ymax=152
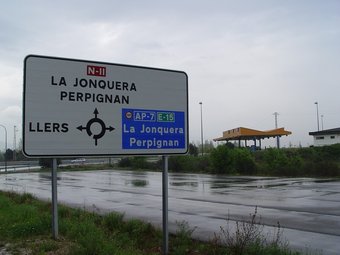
xmin=1 ymin=0 xmax=340 ymax=151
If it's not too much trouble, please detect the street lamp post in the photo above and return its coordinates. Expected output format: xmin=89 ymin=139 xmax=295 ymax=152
xmin=0 ymin=124 xmax=7 ymax=173
xmin=199 ymin=102 xmax=204 ymax=156
xmin=273 ymin=112 xmax=280 ymax=149
xmin=314 ymin=102 xmax=320 ymax=131
xmin=13 ymin=125 xmax=18 ymax=161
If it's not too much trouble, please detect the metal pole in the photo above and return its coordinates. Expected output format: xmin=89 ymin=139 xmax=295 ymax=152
xmin=52 ymin=158 xmax=58 ymax=239
xmin=13 ymin=126 xmax=17 ymax=161
xmin=321 ymin=115 xmax=324 ymax=131
xmin=273 ymin=112 xmax=280 ymax=149
xmin=162 ymin=155 xmax=169 ymax=255
xmin=315 ymin=102 xmax=320 ymax=131
xmin=199 ymin=102 xmax=203 ymax=156
xmin=0 ymin=124 xmax=7 ymax=173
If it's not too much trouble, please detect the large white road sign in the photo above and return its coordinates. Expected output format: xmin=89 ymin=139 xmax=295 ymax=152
xmin=23 ymin=55 xmax=188 ymax=157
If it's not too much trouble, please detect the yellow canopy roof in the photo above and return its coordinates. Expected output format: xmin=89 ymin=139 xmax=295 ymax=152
xmin=214 ymin=127 xmax=292 ymax=141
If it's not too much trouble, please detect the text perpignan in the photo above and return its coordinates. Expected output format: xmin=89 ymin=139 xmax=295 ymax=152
xmin=129 ymin=137 xmax=180 ymax=149
xmin=60 ymin=91 xmax=129 ymax=104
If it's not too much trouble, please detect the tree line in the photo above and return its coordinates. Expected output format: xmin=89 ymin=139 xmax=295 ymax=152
xmin=3 ymin=142 xmax=340 ymax=177
xmin=118 ymin=143 xmax=340 ymax=177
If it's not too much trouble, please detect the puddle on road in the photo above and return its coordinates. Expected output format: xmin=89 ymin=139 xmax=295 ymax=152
xmin=170 ymin=181 xmax=198 ymax=187
xmin=312 ymin=179 xmax=340 ymax=183
xmin=125 ymin=179 xmax=149 ymax=187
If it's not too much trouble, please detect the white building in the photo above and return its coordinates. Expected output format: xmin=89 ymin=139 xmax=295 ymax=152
xmin=309 ymin=128 xmax=340 ymax=147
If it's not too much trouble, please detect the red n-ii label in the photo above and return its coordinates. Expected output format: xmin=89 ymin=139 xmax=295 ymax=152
xmin=87 ymin=65 xmax=106 ymax=77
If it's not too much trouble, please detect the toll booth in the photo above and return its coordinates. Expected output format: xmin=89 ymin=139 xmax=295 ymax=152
xmin=213 ymin=127 xmax=292 ymax=149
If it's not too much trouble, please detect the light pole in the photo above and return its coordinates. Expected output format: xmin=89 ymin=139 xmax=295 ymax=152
xmin=273 ymin=112 xmax=280 ymax=149
xmin=314 ymin=102 xmax=319 ymax=131
xmin=13 ymin=125 xmax=18 ymax=161
xmin=321 ymin=115 xmax=324 ymax=131
xmin=0 ymin=124 xmax=7 ymax=173
xmin=199 ymin=102 xmax=204 ymax=156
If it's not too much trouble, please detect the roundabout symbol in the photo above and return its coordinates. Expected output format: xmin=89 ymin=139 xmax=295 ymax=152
xmin=77 ymin=108 xmax=115 ymax=146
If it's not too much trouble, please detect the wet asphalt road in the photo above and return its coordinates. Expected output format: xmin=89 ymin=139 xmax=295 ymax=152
xmin=0 ymin=170 xmax=339 ymax=254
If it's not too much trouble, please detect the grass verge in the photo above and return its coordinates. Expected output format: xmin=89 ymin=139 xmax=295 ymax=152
xmin=0 ymin=191 xmax=308 ymax=255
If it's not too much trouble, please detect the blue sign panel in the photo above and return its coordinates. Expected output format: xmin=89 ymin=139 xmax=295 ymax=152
xmin=122 ymin=108 xmax=185 ymax=149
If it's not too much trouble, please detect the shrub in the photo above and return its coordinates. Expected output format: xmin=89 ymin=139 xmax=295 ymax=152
xmin=297 ymin=144 xmax=340 ymax=162
xmin=172 ymin=221 xmax=197 ymax=254
xmin=303 ymin=160 xmax=340 ymax=177
xmin=316 ymin=144 xmax=340 ymax=161
xmin=210 ymin=146 xmax=256 ymax=175
xmin=216 ymin=207 xmax=287 ymax=255
xmin=168 ymin=156 xmax=182 ymax=172
xmin=103 ymin=212 xmax=124 ymax=231
xmin=210 ymin=145 xmax=235 ymax=174
xmin=263 ymin=149 xmax=288 ymax=174
xmin=260 ymin=148 xmax=306 ymax=176
xmin=118 ymin=157 xmax=160 ymax=170
xmin=233 ymin=148 xmax=256 ymax=175
xmin=197 ymin=155 xmax=211 ymax=172
xmin=188 ymin=143 xmax=199 ymax=156
xmin=130 ymin=157 xmax=149 ymax=169
xmin=296 ymin=147 xmax=319 ymax=161
xmin=169 ymin=156 xmax=196 ymax=172
xmin=118 ymin=157 xmax=132 ymax=168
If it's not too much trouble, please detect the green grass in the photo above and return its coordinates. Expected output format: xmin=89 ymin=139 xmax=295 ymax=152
xmin=0 ymin=191 xmax=312 ymax=255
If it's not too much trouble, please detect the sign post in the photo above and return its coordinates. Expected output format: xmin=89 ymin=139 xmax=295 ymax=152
xmin=23 ymin=55 xmax=188 ymax=248
xmin=162 ymin=156 xmax=169 ymax=254
xmin=52 ymin=158 xmax=58 ymax=239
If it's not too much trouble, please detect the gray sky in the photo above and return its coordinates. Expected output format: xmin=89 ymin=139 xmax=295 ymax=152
xmin=1 ymin=0 xmax=340 ymax=151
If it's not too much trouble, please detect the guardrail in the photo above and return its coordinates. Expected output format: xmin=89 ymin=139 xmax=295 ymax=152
xmin=0 ymin=161 xmax=40 ymax=173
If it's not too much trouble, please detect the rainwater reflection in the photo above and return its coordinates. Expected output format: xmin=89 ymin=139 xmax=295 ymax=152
xmin=125 ymin=179 xmax=149 ymax=187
